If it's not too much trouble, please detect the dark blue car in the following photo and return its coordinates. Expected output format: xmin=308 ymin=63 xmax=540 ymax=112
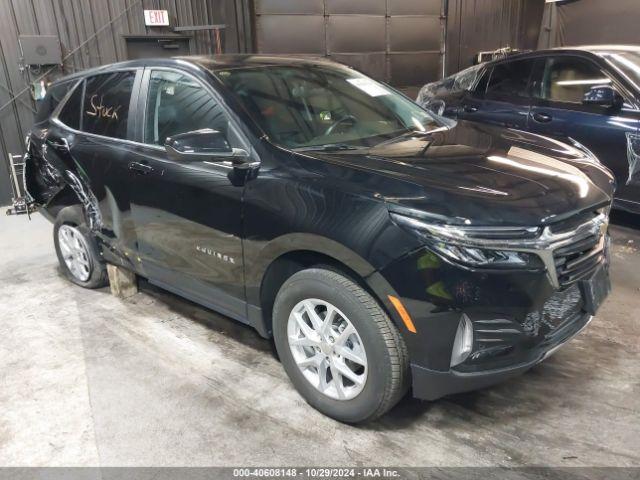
xmin=417 ymin=46 xmax=640 ymax=214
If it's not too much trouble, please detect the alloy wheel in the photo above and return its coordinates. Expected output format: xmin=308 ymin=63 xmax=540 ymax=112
xmin=57 ymin=225 xmax=92 ymax=282
xmin=287 ymin=298 xmax=368 ymax=400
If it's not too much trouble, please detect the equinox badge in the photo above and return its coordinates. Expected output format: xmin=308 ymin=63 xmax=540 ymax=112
xmin=195 ymin=245 xmax=236 ymax=264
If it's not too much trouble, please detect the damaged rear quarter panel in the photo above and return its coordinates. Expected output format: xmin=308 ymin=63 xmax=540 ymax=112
xmin=26 ymin=126 xmax=103 ymax=231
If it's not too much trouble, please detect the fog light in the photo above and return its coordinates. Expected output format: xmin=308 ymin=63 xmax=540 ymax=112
xmin=450 ymin=314 xmax=473 ymax=367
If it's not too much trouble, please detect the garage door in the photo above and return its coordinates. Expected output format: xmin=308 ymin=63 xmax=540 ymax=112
xmin=253 ymin=0 xmax=444 ymax=87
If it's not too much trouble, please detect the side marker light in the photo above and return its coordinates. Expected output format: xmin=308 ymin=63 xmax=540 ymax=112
xmin=388 ymin=295 xmax=417 ymax=334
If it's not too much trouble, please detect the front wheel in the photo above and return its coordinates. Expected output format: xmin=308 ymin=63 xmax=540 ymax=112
xmin=273 ymin=268 xmax=409 ymax=423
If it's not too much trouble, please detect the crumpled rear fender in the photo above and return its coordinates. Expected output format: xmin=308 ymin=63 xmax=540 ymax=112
xmin=25 ymin=131 xmax=102 ymax=230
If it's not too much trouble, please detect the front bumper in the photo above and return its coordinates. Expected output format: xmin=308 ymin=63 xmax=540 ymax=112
xmin=411 ymin=312 xmax=593 ymax=400
xmin=378 ymin=236 xmax=610 ymax=401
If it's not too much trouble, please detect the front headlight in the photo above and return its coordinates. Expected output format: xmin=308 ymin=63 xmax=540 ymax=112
xmin=390 ymin=213 xmax=544 ymax=270
xmin=430 ymin=242 xmax=538 ymax=268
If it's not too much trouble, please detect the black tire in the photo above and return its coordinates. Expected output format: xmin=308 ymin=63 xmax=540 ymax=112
xmin=273 ymin=268 xmax=409 ymax=423
xmin=53 ymin=206 xmax=108 ymax=289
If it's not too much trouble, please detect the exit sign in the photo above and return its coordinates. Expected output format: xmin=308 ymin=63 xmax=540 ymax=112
xmin=144 ymin=10 xmax=170 ymax=26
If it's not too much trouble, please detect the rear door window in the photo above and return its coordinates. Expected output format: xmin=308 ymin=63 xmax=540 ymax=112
xmin=35 ymin=81 xmax=74 ymax=123
xmin=82 ymin=71 xmax=136 ymax=139
xmin=57 ymin=81 xmax=84 ymax=130
xmin=485 ymin=59 xmax=535 ymax=99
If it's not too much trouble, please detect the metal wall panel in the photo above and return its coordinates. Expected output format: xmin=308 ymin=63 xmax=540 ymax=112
xmin=256 ymin=15 xmax=325 ymax=54
xmin=325 ymin=0 xmax=385 ymax=15
xmin=327 ymin=16 xmax=385 ymax=53
xmin=255 ymin=0 xmax=324 ymax=15
xmin=253 ymin=0 xmax=446 ymax=88
xmin=0 ymin=0 xmax=252 ymax=205
xmin=389 ymin=16 xmax=441 ymax=52
xmin=329 ymin=52 xmax=386 ymax=80
xmin=445 ymin=0 xmax=543 ymax=75
xmin=390 ymin=53 xmax=440 ymax=86
xmin=388 ymin=0 xmax=441 ymax=16
xmin=549 ymin=0 xmax=638 ymax=47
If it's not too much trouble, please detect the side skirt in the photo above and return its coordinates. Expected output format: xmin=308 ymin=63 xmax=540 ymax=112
xmin=148 ymin=276 xmax=251 ymax=327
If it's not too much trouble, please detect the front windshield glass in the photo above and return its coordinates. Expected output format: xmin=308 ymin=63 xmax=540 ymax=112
xmin=597 ymin=50 xmax=640 ymax=92
xmin=216 ymin=63 xmax=440 ymax=150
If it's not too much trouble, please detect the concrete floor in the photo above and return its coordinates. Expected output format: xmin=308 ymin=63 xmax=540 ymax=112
xmin=0 ymin=210 xmax=639 ymax=468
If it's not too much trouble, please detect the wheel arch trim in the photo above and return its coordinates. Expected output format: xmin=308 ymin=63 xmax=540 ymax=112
xmin=248 ymin=233 xmax=376 ymax=293
xmin=247 ymin=233 xmax=409 ymax=337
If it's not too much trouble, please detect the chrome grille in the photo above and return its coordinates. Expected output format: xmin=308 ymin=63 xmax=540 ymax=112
xmin=549 ymin=211 xmax=607 ymax=288
xmin=554 ymin=235 xmax=605 ymax=287
xmin=532 ymin=211 xmax=608 ymax=289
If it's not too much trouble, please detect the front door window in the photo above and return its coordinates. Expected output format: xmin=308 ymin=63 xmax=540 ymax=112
xmin=537 ymin=57 xmax=610 ymax=105
xmin=144 ymin=70 xmax=235 ymax=148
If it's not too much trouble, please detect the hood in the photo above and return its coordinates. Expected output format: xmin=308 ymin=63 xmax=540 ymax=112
xmin=297 ymin=121 xmax=615 ymax=227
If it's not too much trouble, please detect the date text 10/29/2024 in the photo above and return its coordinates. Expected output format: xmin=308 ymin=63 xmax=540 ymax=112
xmin=232 ymin=468 xmax=402 ymax=478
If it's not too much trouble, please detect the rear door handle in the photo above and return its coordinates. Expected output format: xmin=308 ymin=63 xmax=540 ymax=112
xmin=532 ymin=112 xmax=552 ymax=123
xmin=129 ymin=161 xmax=153 ymax=175
xmin=463 ymin=105 xmax=478 ymax=113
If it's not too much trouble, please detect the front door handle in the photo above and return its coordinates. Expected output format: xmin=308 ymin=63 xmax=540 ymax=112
xmin=129 ymin=161 xmax=153 ymax=175
xmin=532 ymin=112 xmax=553 ymax=123
xmin=463 ymin=105 xmax=478 ymax=113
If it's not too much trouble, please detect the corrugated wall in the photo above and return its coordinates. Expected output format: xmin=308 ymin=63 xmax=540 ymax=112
xmin=252 ymin=0 xmax=447 ymax=88
xmin=445 ymin=0 xmax=544 ymax=75
xmin=539 ymin=0 xmax=640 ymax=49
xmin=0 ymin=0 xmax=252 ymax=205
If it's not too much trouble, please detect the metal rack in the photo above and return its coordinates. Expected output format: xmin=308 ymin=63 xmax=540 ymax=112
xmin=6 ymin=152 xmax=34 ymax=216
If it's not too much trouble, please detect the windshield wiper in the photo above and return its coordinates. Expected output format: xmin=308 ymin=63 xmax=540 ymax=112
xmin=295 ymin=143 xmax=361 ymax=152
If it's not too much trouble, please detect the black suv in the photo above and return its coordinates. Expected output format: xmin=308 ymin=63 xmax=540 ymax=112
xmin=25 ymin=56 xmax=614 ymax=423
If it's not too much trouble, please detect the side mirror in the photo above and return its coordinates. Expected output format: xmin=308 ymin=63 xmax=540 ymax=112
xmin=583 ymin=85 xmax=623 ymax=109
xmin=165 ymin=128 xmax=248 ymax=162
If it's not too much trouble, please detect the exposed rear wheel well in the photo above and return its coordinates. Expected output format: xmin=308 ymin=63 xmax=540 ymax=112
xmin=259 ymin=250 xmax=381 ymax=336
xmin=46 ymin=187 xmax=84 ymax=220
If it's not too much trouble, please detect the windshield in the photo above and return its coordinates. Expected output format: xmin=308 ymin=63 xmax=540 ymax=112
xmin=597 ymin=50 xmax=640 ymax=92
xmin=216 ymin=63 xmax=440 ymax=150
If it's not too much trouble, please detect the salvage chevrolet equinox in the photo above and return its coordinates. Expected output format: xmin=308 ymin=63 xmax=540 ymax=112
xmin=25 ymin=56 xmax=614 ymax=423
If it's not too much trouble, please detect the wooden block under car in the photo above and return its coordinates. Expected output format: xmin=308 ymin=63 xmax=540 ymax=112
xmin=107 ymin=263 xmax=138 ymax=299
